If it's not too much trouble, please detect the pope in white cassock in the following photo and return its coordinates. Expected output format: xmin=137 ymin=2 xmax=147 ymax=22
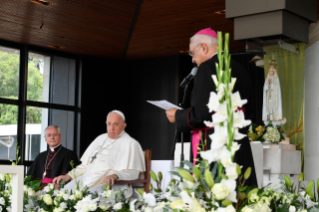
xmin=53 ymin=110 xmax=146 ymax=197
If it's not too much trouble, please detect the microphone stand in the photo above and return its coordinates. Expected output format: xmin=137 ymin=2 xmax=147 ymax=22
xmin=171 ymin=82 xmax=190 ymax=168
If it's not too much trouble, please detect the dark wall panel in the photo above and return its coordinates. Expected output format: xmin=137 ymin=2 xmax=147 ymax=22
xmin=120 ymin=56 xmax=181 ymax=160
xmin=80 ymin=56 xmax=121 ymax=156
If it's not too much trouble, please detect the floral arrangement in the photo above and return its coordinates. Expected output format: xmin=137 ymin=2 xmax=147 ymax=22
xmin=0 ymin=173 xmax=12 ymax=212
xmin=0 ymin=32 xmax=315 ymax=212
xmin=248 ymin=122 xmax=285 ymax=144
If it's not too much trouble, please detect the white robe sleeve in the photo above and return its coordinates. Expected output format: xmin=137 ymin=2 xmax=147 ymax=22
xmin=114 ymin=169 xmax=140 ymax=180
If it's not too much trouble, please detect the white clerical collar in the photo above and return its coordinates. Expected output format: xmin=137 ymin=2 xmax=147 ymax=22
xmin=107 ymin=131 xmax=125 ymax=141
xmin=50 ymin=143 xmax=61 ymax=152
xmin=210 ymin=52 xmax=217 ymax=58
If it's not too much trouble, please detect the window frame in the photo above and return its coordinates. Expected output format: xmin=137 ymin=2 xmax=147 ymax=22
xmin=0 ymin=39 xmax=82 ymax=168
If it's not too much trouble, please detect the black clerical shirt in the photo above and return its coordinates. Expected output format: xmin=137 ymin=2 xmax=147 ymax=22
xmin=27 ymin=145 xmax=81 ymax=181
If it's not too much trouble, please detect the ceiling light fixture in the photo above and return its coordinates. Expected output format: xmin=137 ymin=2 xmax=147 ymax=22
xmin=215 ymin=10 xmax=226 ymax=15
xmin=30 ymin=0 xmax=54 ymax=6
xmin=48 ymin=45 xmax=64 ymax=49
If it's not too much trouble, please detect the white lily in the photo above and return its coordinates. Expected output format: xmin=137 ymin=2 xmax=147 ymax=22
xmin=219 ymin=148 xmax=232 ymax=168
xmin=170 ymin=191 xmax=206 ymax=212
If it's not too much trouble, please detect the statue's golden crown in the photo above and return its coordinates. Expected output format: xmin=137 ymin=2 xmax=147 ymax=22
xmin=269 ymin=59 xmax=277 ymax=68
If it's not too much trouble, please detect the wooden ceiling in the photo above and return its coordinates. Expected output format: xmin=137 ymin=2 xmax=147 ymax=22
xmin=3 ymin=0 xmax=310 ymax=60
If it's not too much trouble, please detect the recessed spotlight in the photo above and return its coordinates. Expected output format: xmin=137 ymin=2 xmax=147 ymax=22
xmin=215 ymin=10 xmax=226 ymax=15
xmin=30 ymin=0 xmax=54 ymax=6
xmin=48 ymin=45 xmax=64 ymax=49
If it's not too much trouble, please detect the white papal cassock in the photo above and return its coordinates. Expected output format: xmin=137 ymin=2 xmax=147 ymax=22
xmin=64 ymin=131 xmax=145 ymax=197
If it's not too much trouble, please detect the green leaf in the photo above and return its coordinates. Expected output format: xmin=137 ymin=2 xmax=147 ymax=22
xmin=193 ymin=166 xmax=201 ymax=179
xmin=150 ymin=170 xmax=158 ymax=182
xmin=180 ymin=160 xmax=194 ymax=169
xmin=178 ymin=169 xmax=195 ymax=182
xmin=204 ymin=169 xmax=214 ymax=189
xmin=238 ymin=185 xmax=248 ymax=192
xmin=24 ymin=175 xmax=31 ymax=184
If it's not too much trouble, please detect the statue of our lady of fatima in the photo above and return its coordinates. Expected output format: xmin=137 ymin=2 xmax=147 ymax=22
xmin=262 ymin=57 xmax=283 ymax=126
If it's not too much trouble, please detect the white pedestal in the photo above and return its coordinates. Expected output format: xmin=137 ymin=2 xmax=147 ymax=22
xmin=251 ymin=141 xmax=301 ymax=189
xmin=250 ymin=142 xmax=263 ymax=188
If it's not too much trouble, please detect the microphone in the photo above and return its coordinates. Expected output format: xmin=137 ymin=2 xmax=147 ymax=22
xmin=180 ymin=67 xmax=198 ymax=87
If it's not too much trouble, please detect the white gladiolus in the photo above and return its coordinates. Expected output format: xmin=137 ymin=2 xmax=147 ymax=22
xmin=212 ymin=75 xmax=219 ymax=86
xmin=225 ymin=163 xmax=238 ymax=180
xmin=219 ymin=148 xmax=232 ymax=168
xmin=211 ymin=102 xmax=227 ymax=124
xmin=231 ymin=92 xmax=247 ymax=110
xmin=217 ymin=83 xmax=226 ymax=100
xmin=209 ymin=125 xmax=228 ymax=150
xmin=233 ymin=110 xmax=251 ymax=128
xmin=231 ymin=142 xmax=240 ymax=156
xmin=230 ymin=78 xmax=236 ymax=91
xmin=207 ymin=91 xmax=220 ymax=113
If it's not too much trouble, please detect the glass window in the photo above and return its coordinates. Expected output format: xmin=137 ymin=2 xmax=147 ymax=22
xmin=27 ymin=52 xmax=51 ymax=102
xmin=0 ymin=46 xmax=20 ymax=100
xmin=50 ymin=109 xmax=75 ymax=150
xmin=51 ymin=56 xmax=76 ymax=106
xmin=0 ymin=103 xmax=18 ymax=160
xmin=25 ymin=106 xmax=48 ymax=161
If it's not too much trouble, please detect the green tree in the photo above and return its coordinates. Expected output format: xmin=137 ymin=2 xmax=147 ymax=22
xmin=0 ymin=52 xmax=43 ymax=125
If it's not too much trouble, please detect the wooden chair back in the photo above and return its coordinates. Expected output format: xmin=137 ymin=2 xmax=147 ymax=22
xmin=114 ymin=149 xmax=152 ymax=193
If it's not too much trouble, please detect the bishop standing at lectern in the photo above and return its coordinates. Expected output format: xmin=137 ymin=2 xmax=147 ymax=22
xmin=53 ymin=110 xmax=145 ymax=197
xmin=27 ymin=125 xmax=81 ymax=185
xmin=165 ymin=28 xmax=257 ymax=186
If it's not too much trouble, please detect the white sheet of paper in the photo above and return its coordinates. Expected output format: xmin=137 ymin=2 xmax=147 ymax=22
xmin=147 ymin=100 xmax=182 ymax=110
